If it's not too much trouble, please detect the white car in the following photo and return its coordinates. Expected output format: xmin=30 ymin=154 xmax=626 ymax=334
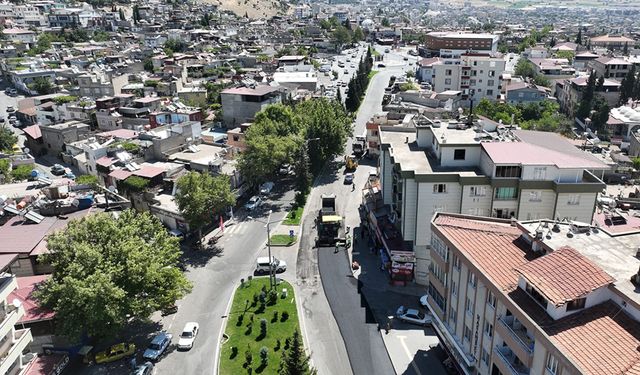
xmin=396 ymin=306 xmax=432 ymax=326
xmin=260 ymin=181 xmax=274 ymax=195
xmin=245 ymin=195 xmax=262 ymax=210
xmin=255 ymin=256 xmax=287 ymax=275
xmin=178 ymin=322 xmax=199 ymax=350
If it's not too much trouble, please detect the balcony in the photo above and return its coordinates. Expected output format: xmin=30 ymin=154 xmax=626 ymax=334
xmin=425 ymin=300 xmax=476 ymax=370
xmin=497 ymin=316 xmax=534 ymax=365
xmin=0 ymin=304 xmax=24 ymax=346
xmin=0 ymin=329 xmax=33 ymax=375
xmin=494 ymin=345 xmax=530 ymax=375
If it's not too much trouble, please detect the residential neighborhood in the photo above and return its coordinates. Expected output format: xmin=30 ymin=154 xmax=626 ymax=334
xmin=1 ymin=0 xmax=640 ymax=375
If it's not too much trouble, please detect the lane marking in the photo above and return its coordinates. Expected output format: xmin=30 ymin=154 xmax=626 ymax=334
xmin=398 ymin=335 xmax=423 ymax=375
xmin=213 ymin=286 xmax=236 ymax=375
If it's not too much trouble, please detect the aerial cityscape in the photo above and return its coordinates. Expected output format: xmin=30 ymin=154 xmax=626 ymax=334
xmin=1 ymin=0 xmax=640 ymax=374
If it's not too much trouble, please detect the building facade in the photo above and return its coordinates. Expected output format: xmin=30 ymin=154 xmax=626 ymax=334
xmin=428 ymin=213 xmax=640 ymax=375
xmin=432 ymin=54 xmax=505 ymax=103
xmin=422 ymin=32 xmax=499 ymax=58
xmin=220 ymin=85 xmax=282 ymax=127
xmin=0 ymin=273 xmax=35 ymax=375
xmin=378 ymin=120 xmax=608 ymax=285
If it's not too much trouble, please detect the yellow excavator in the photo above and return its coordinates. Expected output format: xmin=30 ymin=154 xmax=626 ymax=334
xmin=345 ymin=155 xmax=358 ymax=171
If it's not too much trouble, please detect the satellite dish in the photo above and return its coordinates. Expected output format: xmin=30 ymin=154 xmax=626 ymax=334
xmin=12 ymin=299 xmax=21 ymax=308
xmin=23 ymin=147 xmax=30 ymax=154
xmin=108 ymin=185 xmax=116 ymax=193
xmin=72 ymin=199 xmax=79 ymax=207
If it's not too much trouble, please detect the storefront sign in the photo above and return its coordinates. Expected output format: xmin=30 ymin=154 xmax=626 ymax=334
xmin=390 ymin=251 xmax=415 ymax=263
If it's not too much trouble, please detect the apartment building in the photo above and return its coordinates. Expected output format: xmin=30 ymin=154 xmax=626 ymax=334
xmin=377 ymin=119 xmax=608 ymax=284
xmin=220 ymin=85 xmax=282 ymax=127
xmin=422 ymin=32 xmax=499 ymax=58
xmin=0 ymin=270 xmax=35 ymax=375
xmin=432 ymin=54 xmax=505 ymax=103
xmin=78 ymin=72 xmax=128 ymax=98
xmin=589 ymin=35 xmax=635 ymax=51
xmin=428 ymin=213 xmax=640 ymax=375
xmin=555 ymin=76 xmax=620 ymax=116
xmin=588 ymin=56 xmax=632 ymax=80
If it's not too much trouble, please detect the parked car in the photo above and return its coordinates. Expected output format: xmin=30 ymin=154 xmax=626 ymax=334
xmin=178 ymin=322 xmax=199 ymax=350
xmin=168 ymin=229 xmax=185 ymax=239
xmin=395 ymin=306 xmax=432 ymax=326
xmin=260 ymin=181 xmax=275 ymax=195
xmin=245 ymin=195 xmax=262 ymax=210
xmin=94 ymin=343 xmax=136 ymax=364
xmin=133 ymin=362 xmax=154 ymax=375
xmin=6 ymin=106 xmax=15 ymax=113
xmin=403 ymin=56 xmax=409 ymax=61
xmin=143 ymin=332 xmax=172 ymax=361
xmin=255 ymin=256 xmax=287 ymax=275
xmin=344 ymin=173 xmax=354 ymax=184
xmin=279 ymin=164 xmax=292 ymax=175
xmin=384 ymin=48 xmax=390 ymax=53
xmin=64 ymin=172 xmax=76 ymax=180
xmin=377 ymin=63 xmax=386 ymax=68
xmin=51 ymin=164 xmax=66 ymax=175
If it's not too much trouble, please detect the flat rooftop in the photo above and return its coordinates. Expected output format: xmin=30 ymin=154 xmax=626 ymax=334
xmin=519 ymin=220 xmax=640 ymax=308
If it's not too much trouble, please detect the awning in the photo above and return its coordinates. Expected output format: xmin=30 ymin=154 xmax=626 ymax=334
xmin=321 ymin=215 xmax=342 ymax=223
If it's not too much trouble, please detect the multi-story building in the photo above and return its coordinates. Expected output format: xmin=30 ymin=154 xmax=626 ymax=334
xmin=589 ymin=35 xmax=635 ymax=51
xmin=220 ymin=85 xmax=282 ymax=127
xmin=432 ymin=54 xmax=505 ymax=103
xmin=555 ymin=75 xmax=620 ymax=117
xmin=421 ymin=32 xmax=499 ymax=58
xmin=588 ymin=56 xmax=632 ymax=81
xmin=504 ymin=82 xmax=549 ymax=104
xmin=376 ymin=119 xmax=608 ymax=284
xmin=428 ymin=212 xmax=640 ymax=375
xmin=0 ymin=270 xmax=35 ymax=375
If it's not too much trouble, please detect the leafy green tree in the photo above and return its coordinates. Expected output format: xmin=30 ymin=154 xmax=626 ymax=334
xmin=381 ymin=17 xmax=390 ymax=27
xmin=514 ymin=59 xmax=536 ymax=79
xmin=132 ymin=4 xmax=140 ymax=24
xmin=619 ymin=66 xmax=636 ymax=104
xmin=345 ymin=77 xmax=361 ymax=112
xmin=76 ymin=174 xmax=98 ymax=186
xmin=119 ymin=175 xmax=149 ymax=194
xmin=118 ymin=8 xmax=125 ymax=20
xmin=624 ymin=42 xmax=629 ymax=56
xmin=143 ymin=58 xmax=154 ymax=72
xmin=590 ymin=97 xmax=610 ymax=132
xmin=555 ymin=50 xmax=575 ymax=63
xmin=164 ymin=38 xmax=188 ymax=54
xmin=352 ymin=27 xmax=364 ymax=43
xmin=0 ymin=158 xmax=10 ymax=181
xmin=336 ymin=88 xmax=342 ymax=105
xmin=319 ymin=19 xmax=331 ymax=30
xmin=11 ymin=164 xmax=33 ymax=181
xmin=279 ymin=329 xmax=316 ymax=375
xmin=29 ymin=77 xmax=55 ymax=95
xmin=575 ymin=28 xmax=582 ymax=45
xmin=0 ymin=127 xmax=18 ymax=153
xmin=332 ymin=26 xmax=351 ymax=48
xmin=174 ymin=172 xmax=236 ymax=239
xmin=577 ymin=72 xmax=597 ymax=119
xmin=34 ymin=210 xmax=191 ymax=340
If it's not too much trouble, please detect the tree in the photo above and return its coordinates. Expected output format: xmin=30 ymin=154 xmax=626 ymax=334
xmin=279 ymin=330 xmax=316 ymax=375
xmin=336 ymin=88 xmax=342 ymax=105
xmin=294 ymin=140 xmax=312 ymax=197
xmin=175 ymin=172 xmax=236 ymax=240
xmin=143 ymin=58 xmax=154 ymax=73
xmin=619 ymin=66 xmax=636 ymax=105
xmin=577 ymin=72 xmax=597 ymax=119
xmin=575 ymin=28 xmax=582 ymax=45
xmin=555 ymin=50 xmax=575 ymax=63
xmin=29 ymin=77 xmax=55 ymax=95
xmin=590 ymin=97 xmax=610 ymax=133
xmin=381 ymin=17 xmax=390 ymax=27
xmin=549 ymin=36 xmax=556 ymax=48
xmin=352 ymin=27 xmax=364 ymax=43
xmin=332 ymin=26 xmax=351 ymax=48
xmin=164 ymin=38 xmax=188 ymax=54
xmin=344 ymin=77 xmax=361 ymax=112
xmin=0 ymin=127 xmax=18 ymax=153
xmin=34 ymin=210 xmax=191 ymax=340
xmin=118 ymin=8 xmax=125 ymax=21
xmin=624 ymin=42 xmax=629 ymax=56
xmin=596 ymin=76 xmax=605 ymax=91
xmin=132 ymin=4 xmax=140 ymax=24
xmin=514 ymin=59 xmax=536 ymax=79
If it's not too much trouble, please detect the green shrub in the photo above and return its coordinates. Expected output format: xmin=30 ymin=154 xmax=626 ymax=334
xmin=11 ymin=164 xmax=33 ymax=181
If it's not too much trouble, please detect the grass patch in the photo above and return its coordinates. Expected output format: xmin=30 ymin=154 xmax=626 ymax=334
xmin=220 ymin=278 xmax=299 ymax=375
xmin=268 ymin=234 xmax=297 ymax=246
xmin=368 ymin=70 xmax=379 ymax=80
xmin=282 ymin=207 xmax=304 ymax=226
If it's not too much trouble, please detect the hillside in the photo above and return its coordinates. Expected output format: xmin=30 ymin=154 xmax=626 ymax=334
xmin=204 ymin=0 xmax=290 ymax=19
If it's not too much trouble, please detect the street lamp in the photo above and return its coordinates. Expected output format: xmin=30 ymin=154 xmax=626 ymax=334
xmin=248 ymin=210 xmax=280 ymax=290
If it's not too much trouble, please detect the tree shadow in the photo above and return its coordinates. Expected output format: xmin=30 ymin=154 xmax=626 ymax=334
xmin=179 ymin=244 xmax=224 ymax=269
xmin=255 ymin=363 xmax=268 ymax=373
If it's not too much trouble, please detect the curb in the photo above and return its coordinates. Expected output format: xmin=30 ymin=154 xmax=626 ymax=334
xmin=214 ymin=282 xmax=237 ymax=375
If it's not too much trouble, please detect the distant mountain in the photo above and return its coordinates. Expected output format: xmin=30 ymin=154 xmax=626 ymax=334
xmin=203 ymin=0 xmax=290 ymax=19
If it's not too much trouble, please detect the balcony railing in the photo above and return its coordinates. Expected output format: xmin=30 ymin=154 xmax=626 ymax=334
xmin=495 ymin=346 xmax=531 ymax=375
xmin=498 ymin=316 xmax=535 ymax=354
xmin=0 ymin=329 xmax=33 ymax=374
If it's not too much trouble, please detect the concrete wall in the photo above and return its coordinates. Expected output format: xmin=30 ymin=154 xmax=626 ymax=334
xmin=439 ymin=145 xmax=482 ymax=168
xmin=518 ymin=189 xmax=556 ymax=221
xmin=554 ymin=192 xmax=597 ymax=222
xmin=460 ymin=185 xmax=492 ymax=216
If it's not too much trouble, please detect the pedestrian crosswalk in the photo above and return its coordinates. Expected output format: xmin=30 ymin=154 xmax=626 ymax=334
xmin=220 ymin=223 xmax=246 ymax=236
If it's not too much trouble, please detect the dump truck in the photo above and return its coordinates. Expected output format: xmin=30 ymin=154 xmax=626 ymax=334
xmin=316 ymin=194 xmax=344 ymax=246
xmin=345 ymin=155 xmax=358 ymax=171
xmin=352 ymin=133 xmax=367 ymax=158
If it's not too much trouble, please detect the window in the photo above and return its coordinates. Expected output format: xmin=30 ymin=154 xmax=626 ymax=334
xmin=431 ymin=236 xmax=449 ymax=262
xmin=533 ymin=167 xmax=547 ymax=180
xmin=566 ymin=297 xmax=586 ymax=311
xmin=487 ymin=89 xmax=493 ymax=96
xmin=465 ymin=297 xmax=472 ymax=314
xmin=526 ymin=282 xmax=548 ymax=309
xmin=495 ymin=187 xmax=518 ymax=200
xmin=453 ymin=255 xmax=461 ymax=271
xmin=451 ymin=281 xmax=457 ymax=296
xmin=449 ymin=307 xmax=457 ymax=326
xmin=484 ymin=321 xmax=493 ymax=338
xmin=445 ymin=69 xmax=452 ymax=75
xmin=546 ymin=354 xmax=559 ymax=375
xmin=469 ymin=79 xmax=476 ymax=86
xmin=464 ymin=325 xmax=472 ymax=342
xmin=487 ymin=291 xmax=496 ymax=308
xmin=481 ymin=348 xmax=490 ymax=366
xmin=529 ymin=191 xmax=541 ymax=202
xmin=444 ymin=78 xmax=452 ymax=85
xmin=433 ymin=184 xmax=447 ymax=193
xmin=468 ymin=271 xmax=477 ymax=288
xmin=568 ymin=195 xmax=580 ymax=205
xmin=487 ymin=79 xmax=495 ymax=86
xmin=470 ymin=186 xmax=487 ymax=197
xmin=454 ymin=149 xmax=466 ymax=160
xmin=495 ymin=165 xmax=522 ymax=178
xmin=488 ymin=70 xmax=496 ymax=77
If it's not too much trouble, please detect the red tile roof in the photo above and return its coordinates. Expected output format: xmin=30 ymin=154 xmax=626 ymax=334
xmin=0 ymin=216 xmax=58 ymax=255
xmin=515 ymin=246 xmax=614 ymax=306
xmin=22 ymin=125 xmax=42 ymax=140
xmin=96 ymin=156 xmax=115 ymax=168
xmin=433 ymin=215 xmax=530 ymax=292
xmin=481 ymin=140 xmax=607 ymax=169
xmin=97 ymin=129 xmax=138 ymax=140
xmin=8 ymin=275 xmax=54 ymax=323
xmin=108 ymin=168 xmax=132 ymax=180
xmin=0 ymin=254 xmax=18 ymax=272
xmin=546 ymin=300 xmax=640 ymax=375
xmin=133 ymin=165 xmax=164 ymax=179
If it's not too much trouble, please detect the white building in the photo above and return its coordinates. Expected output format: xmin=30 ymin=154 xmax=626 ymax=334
xmin=432 ymin=54 xmax=506 ymax=103
xmin=376 ymin=119 xmax=609 ymax=285
xmin=0 ymin=272 xmax=35 ymax=375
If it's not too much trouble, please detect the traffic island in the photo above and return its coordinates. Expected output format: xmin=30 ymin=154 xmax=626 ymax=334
xmin=220 ymin=278 xmax=301 ymax=375
xmin=282 ymin=206 xmax=304 ymax=226
xmin=268 ymin=234 xmax=298 ymax=247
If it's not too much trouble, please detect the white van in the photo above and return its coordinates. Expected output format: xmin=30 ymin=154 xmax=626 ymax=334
xmin=255 ymin=256 xmax=287 ymax=275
